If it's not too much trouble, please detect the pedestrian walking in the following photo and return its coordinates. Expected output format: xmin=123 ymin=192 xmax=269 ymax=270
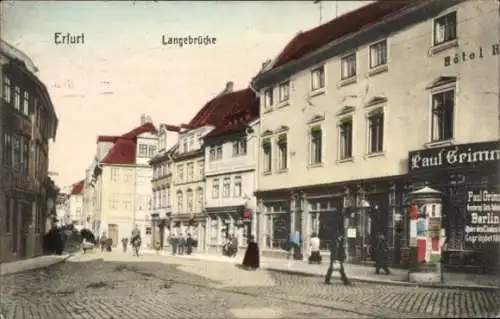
xmin=186 ymin=233 xmax=194 ymax=255
xmin=308 ymin=232 xmax=322 ymax=264
xmin=325 ymin=234 xmax=350 ymax=285
xmin=287 ymin=230 xmax=300 ymax=267
xmin=178 ymin=234 xmax=186 ymax=255
xmin=242 ymin=235 xmax=260 ymax=270
xmin=375 ymin=233 xmax=391 ymax=275
xmin=106 ymin=237 xmax=113 ymax=252
xmin=230 ymin=234 xmax=238 ymax=257
xmin=170 ymin=234 xmax=178 ymax=255
xmin=100 ymin=233 xmax=107 ymax=252
xmin=131 ymin=225 xmax=142 ymax=257
xmin=121 ymin=237 xmax=129 ymax=253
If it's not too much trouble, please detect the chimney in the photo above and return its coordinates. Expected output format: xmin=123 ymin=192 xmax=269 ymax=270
xmin=140 ymin=114 xmax=146 ymax=124
xmin=225 ymin=81 xmax=234 ymax=93
xmin=261 ymin=59 xmax=272 ymax=70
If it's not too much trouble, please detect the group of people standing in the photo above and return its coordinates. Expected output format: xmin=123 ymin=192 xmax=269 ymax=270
xmin=169 ymin=233 xmax=195 ymax=256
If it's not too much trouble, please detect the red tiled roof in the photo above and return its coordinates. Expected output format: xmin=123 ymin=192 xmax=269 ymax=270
xmin=100 ymin=122 xmax=157 ymax=165
xmin=271 ymin=0 xmax=418 ymax=70
xmin=97 ymin=135 xmax=119 ymax=143
xmin=205 ymin=91 xmax=259 ymax=139
xmin=188 ymin=88 xmax=256 ymax=129
xmin=70 ymin=180 xmax=84 ymax=195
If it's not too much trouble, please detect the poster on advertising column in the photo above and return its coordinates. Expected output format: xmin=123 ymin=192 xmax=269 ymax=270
xmin=465 ymin=190 xmax=500 ymax=245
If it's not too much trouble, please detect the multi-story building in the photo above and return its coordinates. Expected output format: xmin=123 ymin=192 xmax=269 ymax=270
xmin=203 ymin=93 xmax=260 ymax=252
xmin=251 ymin=0 xmax=499 ymax=267
xmin=54 ymin=192 xmax=69 ymax=227
xmin=169 ymin=81 xmax=250 ymax=252
xmin=85 ymin=115 xmax=158 ymax=246
xmin=0 ymin=40 xmax=59 ymax=262
xmin=68 ymin=180 xmax=84 ymax=226
xmin=149 ymin=124 xmax=180 ymax=247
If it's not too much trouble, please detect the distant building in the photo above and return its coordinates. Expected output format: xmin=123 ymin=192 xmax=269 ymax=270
xmin=83 ymin=115 xmax=158 ymax=247
xmin=203 ymin=93 xmax=260 ymax=252
xmin=68 ymin=180 xmax=84 ymax=226
xmin=55 ymin=192 xmax=70 ymax=227
xmin=0 ymin=40 xmax=59 ymax=262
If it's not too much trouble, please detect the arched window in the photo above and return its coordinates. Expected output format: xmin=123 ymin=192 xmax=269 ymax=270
xmin=196 ymin=187 xmax=204 ymax=212
xmin=186 ymin=189 xmax=194 ymax=213
xmin=176 ymin=190 xmax=183 ymax=213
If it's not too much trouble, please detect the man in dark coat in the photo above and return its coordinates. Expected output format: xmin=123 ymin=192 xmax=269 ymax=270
xmin=242 ymin=235 xmax=260 ymax=270
xmin=325 ymin=234 xmax=350 ymax=285
xmin=375 ymin=233 xmax=391 ymax=275
xmin=186 ymin=233 xmax=194 ymax=255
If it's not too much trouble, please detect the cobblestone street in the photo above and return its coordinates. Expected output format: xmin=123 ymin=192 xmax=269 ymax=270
xmin=1 ymin=252 xmax=499 ymax=318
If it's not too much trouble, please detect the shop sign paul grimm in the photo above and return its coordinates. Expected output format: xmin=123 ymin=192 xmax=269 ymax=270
xmin=444 ymin=43 xmax=499 ymax=67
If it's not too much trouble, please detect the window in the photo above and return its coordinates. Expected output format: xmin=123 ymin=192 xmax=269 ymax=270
xmin=262 ymin=139 xmax=272 ymax=173
xmin=233 ymin=176 xmax=242 ymax=198
xmin=341 ymin=53 xmax=356 ymax=80
xmin=22 ymin=90 xmax=30 ymax=116
xmin=216 ymin=144 xmax=223 ymax=160
xmin=158 ymin=191 xmax=163 ymax=208
xmin=13 ymin=86 xmax=20 ymax=111
xmin=122 ymin=199 xmax=131 ymax=209
xmin=187 ymin=162 xmax=194 ymax=181
xmin=264 ymin=88 xmax=273 ymax=109
xmin=311 ymin=66 xmax=325 ymax=91
xmin=5 ymin=196 xmax=10 ymax=233
xmin=232 ymin=138 xmax=247 ymax=156
xmin=12 ymin=135 xmax=20 ymax=169
xmin=309 ymin=126 xmax=322 ymax=164
xmin=177 ymin=164 xmax=184 ymax=181
xmin=20 ymin=136 xmax=29 ymax=173
xmin=278 ymin=81 xmax=290 ymax=103
xmin=189 ymin=135 xmax=194 ymax=148
xmin=212 ymin=179 xmax=220 ymax=198
xmin=139 ymin=144 xmax=148 ymax=157
xmin=110 ymin=194 xmax=118 ymax=209
xmin=3 ymin=132 xmax=12 ymax=166
xmin=124 ymin=168 xmax=133 ymax=182
xmin=431 ymin=90 xmax=454 ymax=141
xmin=186 ymin=189 xmax=194 ymax=213
xmin=434 ymin=12 xmax=457 ymax=46
xmin=368 ymin=110 xmax=384 ymax=153
xmin=111 ymin=168 xmax=119 ymax=181
xmin=3 ymin=76 xmax=11 ymax=103
xmin=183 ymin=139 xmax=188 ymax=153
xmin=277 ymin=134 xmax=288 ymax=171
xmin=176 ymin=191 xmax=183 ymax=213
xmin=369 ymin=40 xmax=387 ymax=69
xmin=209 ymin=146 xmax=216 ymax=161
xmin=196 ymin=188 xmax=204 ymax=211
xmin=197 ymin=160 xmax=204 ymax=178
xmin=223 ymin=178 xmax=231 ymax=198
xmin=148 ymin=145 xmax=156 ymax=157
xmin=339 ymin=118 xmax=353 ymax=160
xmin=165 ymin=187 xmax=171 ymax=208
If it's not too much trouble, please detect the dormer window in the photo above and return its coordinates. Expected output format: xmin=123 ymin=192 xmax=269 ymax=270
xmin=139 ymin=144 xmax=148 ymax=157
xmin=264 ymin=88 xmax=273 ymax=109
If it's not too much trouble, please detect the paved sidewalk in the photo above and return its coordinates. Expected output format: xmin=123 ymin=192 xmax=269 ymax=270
xmin=0 ymin=254 xmax=72 ymax=276
xmin=142 ymin=249 xmax=500 ymax=290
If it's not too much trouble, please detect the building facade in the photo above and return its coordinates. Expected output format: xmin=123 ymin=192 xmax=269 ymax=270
xmin=85 ymin=115 xmax=158 ymax=246
xmin=251 ymin=0 xmax=499 ymax=264
xmin=0 ymin=40 xmax=59 ymax=262
xmin=203 ymin=99 xmax=260 ymax=252
xmin=149 ymin=124 xmax=180 ymax=247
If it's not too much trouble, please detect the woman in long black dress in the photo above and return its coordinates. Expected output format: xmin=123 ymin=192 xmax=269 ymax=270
xmin=242 ymin=235 xmax=260 ymax=270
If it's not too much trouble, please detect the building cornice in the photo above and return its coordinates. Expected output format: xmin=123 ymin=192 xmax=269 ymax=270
xmin=251 ymin=0 xmax=460 ymax=91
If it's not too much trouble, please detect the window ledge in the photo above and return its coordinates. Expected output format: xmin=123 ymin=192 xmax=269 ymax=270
xmin=365 ymin=151 xmax=385 ymax=159
xmin=307 ymin=163 xmax=323 ymax=169
xmin=277 ymin=168 xmax=288 ymax=174
xmin=429 ymin=39 xmax=458 ymax=56
xmin=367 ymin=64 xmax=388 ymax=77
xmin=338 ymin=77 xmax=357 ymax=88
xmin=276 ymin=101 xmax=290 ymax=108
xmin=263 ymin=171 xmax=272 ymax=176
xmin=425 ymin=139 xmax=455 ymax=148
xmin=336 ymin=157 xmax=354 ymax=164
xmin=309 ymin=88 xmax=325 ymax=97
xmin=264 ymin=107 xmax=274 ymax=114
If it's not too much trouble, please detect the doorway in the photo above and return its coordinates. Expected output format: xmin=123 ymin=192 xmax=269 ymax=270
xmin=108 ymin=224 xmax=119 ymax=247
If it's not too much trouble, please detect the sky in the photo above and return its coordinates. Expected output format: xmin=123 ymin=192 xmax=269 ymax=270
xmin=1 ymin=0 xmax=369 ymax=187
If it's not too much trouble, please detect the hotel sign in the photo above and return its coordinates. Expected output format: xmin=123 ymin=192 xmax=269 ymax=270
xmin=408 ymin=141 xmax=500 ymax=173
xmin=444 ymin=43 xmax=499 ymax=67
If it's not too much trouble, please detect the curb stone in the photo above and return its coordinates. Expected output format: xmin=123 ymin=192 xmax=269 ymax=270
xmin=264 ymin=267 xmax=500 ymax=292
xmin=0 ymin=253 xmax=77 ymax=276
